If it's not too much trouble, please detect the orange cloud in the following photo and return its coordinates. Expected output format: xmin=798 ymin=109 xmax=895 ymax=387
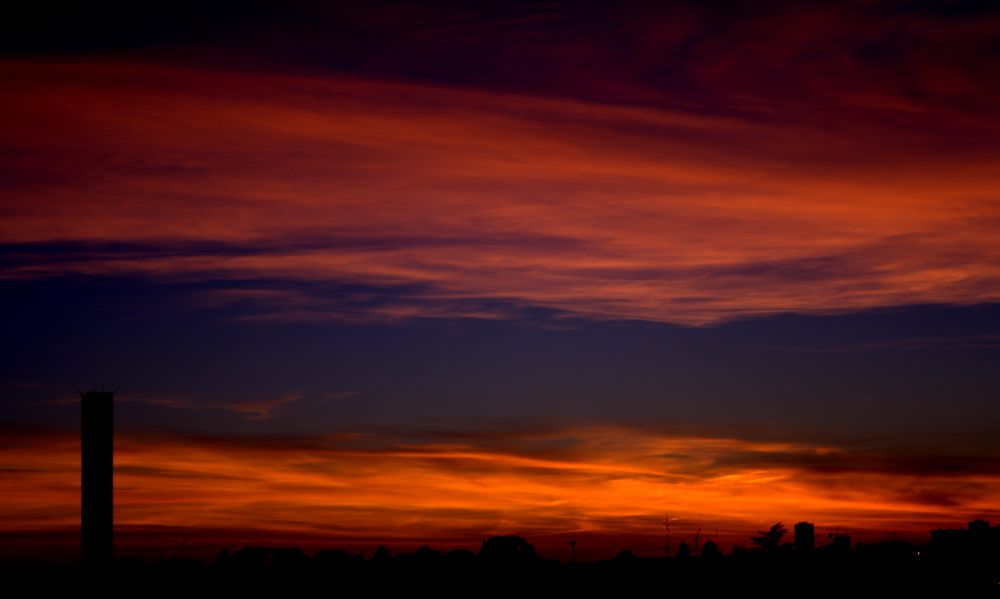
xmin=1 ymin=59 xmax=999 ymax=325
xmin=1 ymin=424 xmax=996 ymax=558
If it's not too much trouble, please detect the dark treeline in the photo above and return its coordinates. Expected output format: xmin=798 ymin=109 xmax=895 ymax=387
xmin=5 ymin=522 xmax=1000 ymax=597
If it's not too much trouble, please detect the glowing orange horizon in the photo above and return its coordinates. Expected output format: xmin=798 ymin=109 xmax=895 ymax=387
xmin=2 ymin=424 xmax=996 ymax=557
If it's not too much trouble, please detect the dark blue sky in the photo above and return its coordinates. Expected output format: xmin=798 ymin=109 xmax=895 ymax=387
xmin=4 ymin=276 xmax=998 ymax=449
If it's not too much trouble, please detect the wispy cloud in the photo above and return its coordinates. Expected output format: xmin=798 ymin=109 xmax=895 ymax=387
xmin=1 ymin=423 xmax=996 ymax=554
xmin=99 ymin=391 xmax=317 ymax=420
xmin=1 ymin=59 xmax=998 ymax=325
xmin=214 ymin=392 xmax=305 ymax=420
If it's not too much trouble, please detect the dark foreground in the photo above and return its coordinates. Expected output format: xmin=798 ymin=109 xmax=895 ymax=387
xmin=4 ymin=535 xmax=1000 ymax=598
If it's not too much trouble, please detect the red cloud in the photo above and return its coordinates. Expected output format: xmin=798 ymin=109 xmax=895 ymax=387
xmin=1 ymin=60 xmax=999 ymax=324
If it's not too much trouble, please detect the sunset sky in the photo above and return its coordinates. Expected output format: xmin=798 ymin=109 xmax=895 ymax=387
xmin=2 ymin=1 xmax=999 ymax=561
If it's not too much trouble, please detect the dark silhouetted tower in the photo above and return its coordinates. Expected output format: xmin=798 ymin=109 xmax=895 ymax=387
xmin=81 ymin=390 xmax=114 ymax=575
xmin=795 ymin=521 xmax=815 ymax=552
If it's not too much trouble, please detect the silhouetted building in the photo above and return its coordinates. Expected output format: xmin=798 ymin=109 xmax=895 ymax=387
xmin=81 ymin=390 xmax=114 ymax=575
xmin=968 ymin=519 xmax=990 ymax=532
xmin=931 ymin=520 xmax=998 ymax=556
xmin=794 ymin=521 xmax=815 ymax=552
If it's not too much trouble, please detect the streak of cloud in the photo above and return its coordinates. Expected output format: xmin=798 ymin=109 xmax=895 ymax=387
xmin=1 ymin=58 xmax=999 ymax=325
xmin=1 ymin=423 xmax=996 ymax=555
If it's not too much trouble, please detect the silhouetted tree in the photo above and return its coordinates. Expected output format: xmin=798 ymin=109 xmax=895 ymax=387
xmin=479 ymin=535 xmax=539 ymax=563
xmin=827 ymin=533 xmax=852 ymax=555
xmin=676 ymin=541 xmax=691 ymax=559
xmin=372 ymin=545 xmax=392 ymax=561
xmin=752 ymin=522 xmax=787 ymax=553
xmin=701 ymin=539 xmax=722 ymax=560
xmin=413 ymin=544 xmax=444 ymax=562
xmin=445 ymin=548 xmax=476 ymax=563
xmin=215 ymin=548 xmax=231 ymax=566
xmin=314 ymin=549 xmax=360 ymax=566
